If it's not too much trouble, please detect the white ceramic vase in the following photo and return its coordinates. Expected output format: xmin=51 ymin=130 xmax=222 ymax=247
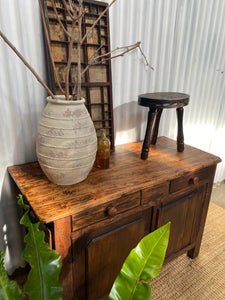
xmin=36 ymin=96 xmax=97 ymax=185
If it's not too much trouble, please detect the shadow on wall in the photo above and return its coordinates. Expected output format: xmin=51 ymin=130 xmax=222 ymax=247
xmin=113 ymin=100 xmax=181 ymax=148
xmin=0 ymin=170 xmax=26 ymax=274
xmin=113 ymin=101 xmax=148 ymax=145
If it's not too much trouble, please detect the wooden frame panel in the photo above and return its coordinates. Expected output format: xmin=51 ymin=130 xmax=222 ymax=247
xmin=41 ymin=0 xmax=114 ymax=149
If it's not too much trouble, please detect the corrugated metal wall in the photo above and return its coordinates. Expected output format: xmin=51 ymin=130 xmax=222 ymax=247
xmin=109 ymin=0 xmax=225 ymax=182
xmin=0 ymin=1 xmax=46 ymax=272
xmin=0 ymin=0 xmax=225 ymax=272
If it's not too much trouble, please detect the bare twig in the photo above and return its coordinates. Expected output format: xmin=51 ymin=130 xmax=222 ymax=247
xmin=62 ymin=0 xmax=86 ymax=23
xmin=100 ymin=42 xmax=143 ymax=64
xmin=73 ymin=81 xmax=78 ymax=99
xmin=81 ymin=41 xmax=153 ymax=77
xmin=138 ymin=44 xmax=154 ymax=70
xmin=92 ymin=42 xmax=141 ymax=63
xmin=65 ymin=20 xmax=76 ymax=99
xmin=62 ymin=0 xmax=76 ymax=21
xmin=49 ymin=0 xmax=86 ymax=98
xmin=76 ymin=9 xmax=87 ymax=22
xmin=38 ymin=0 xmax=65 ymax=94
xmin=1 ymin=0 xmax=152 ymax=102
xmin=81 ymin=0 xmax=117 ymax=45
xmin=75 ymin=0 xmax=83 ymax=100
xmin=81 ymin=44 xmax=105 ymax=76
xmin=51 ymin=0 xmax=71 ymax=38
xmin=68 ymin=0 xmax=78 ymax=14
xmin=89 ymin=45 xmax=105 ymax=63
xmin=0 ymin=30 xmax=55 ymax=99
xmin=75 ymin=0 xmax=118 ymax=96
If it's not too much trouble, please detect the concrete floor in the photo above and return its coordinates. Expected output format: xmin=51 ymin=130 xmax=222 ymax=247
xmin=211 ymin=181 xmax=225 ymax=209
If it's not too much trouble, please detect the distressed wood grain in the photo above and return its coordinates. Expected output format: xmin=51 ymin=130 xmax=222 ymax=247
xmin=8 ymin=137 xmax=221 ymax=223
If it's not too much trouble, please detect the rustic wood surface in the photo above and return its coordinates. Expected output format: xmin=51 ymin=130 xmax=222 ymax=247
xmin=8 ymin=136 xmax=221 ymax=300
xmin=138 ymin=92 xmax=190 ymax=108
xmin=54 ymin=216 xmax=74 ymax=299
xmin=8 ymin=137 xmax=221 ymax=224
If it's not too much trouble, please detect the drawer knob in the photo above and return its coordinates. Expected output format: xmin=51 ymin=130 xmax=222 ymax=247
xmin=106 ymin=206 xmax=118 ymax=217
xmin=189 ymin=176 xmax=199 ymax=185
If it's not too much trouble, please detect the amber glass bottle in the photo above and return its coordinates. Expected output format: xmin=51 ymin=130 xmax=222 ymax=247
xmin=96 ymin=130 xmax=111 ymax=169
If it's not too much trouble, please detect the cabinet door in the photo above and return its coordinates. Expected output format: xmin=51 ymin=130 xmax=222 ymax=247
xmin=72 ymin=209 xmax=151 ymax=300
xmin=156 ymin=185 xmax=206 ymax=258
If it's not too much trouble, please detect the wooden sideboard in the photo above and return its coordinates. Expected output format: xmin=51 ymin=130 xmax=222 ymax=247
xmin=8 ymin=137 xmax=221 ymax=300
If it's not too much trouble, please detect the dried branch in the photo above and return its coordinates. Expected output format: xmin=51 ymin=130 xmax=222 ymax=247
xmin=62 ymin=0 xmax=86 ymax=23
xmin=100 ymin=42 xmax=152 ymax=66
xmin=93 ymin=42 xmax=141 ymax=63
xmin=81 ymin=0 xmax=117 ymax=45
xmin=1 ymin=0 xmax=153 ymax=103
xmin=48 ymin=0 xmax=86 ymax=98
xmin=38 ymin=0 xmax=65 ymax=95
xmin=0 ymin=30 xmax=55 ymax=99
xmin=65 ymin=20 xmax=76 ymax=99
xmin=68 ymin=0 xmax=78 ymax=14
xmin=75 ymin=0 xmax=83 ymax=100
xmin=81 ymin=44 xmax=105 ymax=76
xmin=81 ymin=41 xmax=153 ymax=77
xmin=62 ymin=0 xmax=76 ymax=21
xmin=76 ymin=8 xmax=87 ymax=22
xmin=51 ymin=0 xmax=71 ymax=38
xmin=138 ymin=44 xmax=154 ymax=70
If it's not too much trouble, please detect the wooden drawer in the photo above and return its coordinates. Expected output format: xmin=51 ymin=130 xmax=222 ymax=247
xmin=142 ymin=182 xmax=169 ymax=206
xmin=72 ymin=191 xmax=141 ymax=231
xmin=170 ymin=166 xmax=214 ymax=193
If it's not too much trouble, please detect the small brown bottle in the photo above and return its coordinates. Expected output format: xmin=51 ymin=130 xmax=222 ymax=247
xmin=96 ymin=130 xmax=111 ymax=169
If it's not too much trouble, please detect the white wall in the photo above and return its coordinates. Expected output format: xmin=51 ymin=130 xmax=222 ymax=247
xmin=0 ymin=0 xmax=225 ymax=272
xmin=0 ymin=1 xmax=46 ymax=273
xmin=109 ymin=0 xmax=225 ymax=182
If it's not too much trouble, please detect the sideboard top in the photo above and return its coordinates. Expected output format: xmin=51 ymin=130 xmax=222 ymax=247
xmin=8 ymin=137 xmax=221 ymax=223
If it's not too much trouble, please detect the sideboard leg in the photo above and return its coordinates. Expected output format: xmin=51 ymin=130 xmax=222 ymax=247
xmin=54 ymin=217 xmax=73 ymax=300
xmin=187 ymin=246 xmax=199 ymax=259
xmin=187 ymin=181 xmax=214 ymax=259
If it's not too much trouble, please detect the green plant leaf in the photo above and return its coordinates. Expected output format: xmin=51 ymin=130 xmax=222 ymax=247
xmin=18 ymin=195 xmax=63 ymax=300
xmin=107 ymin=222 xmax=170 ymax=300
xmin=0 ymin=252 xmax=23 ymax=300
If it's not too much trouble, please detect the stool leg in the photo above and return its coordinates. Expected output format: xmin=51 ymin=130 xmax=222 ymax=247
xmin=141 ymin=107 xmax=157 ymax=160
xmin=176 ymin=107 xmax=184 ymax=152
xmin=151 ymin=108 xmax=163 ymax=145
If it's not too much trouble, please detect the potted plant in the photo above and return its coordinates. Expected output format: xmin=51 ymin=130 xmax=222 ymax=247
xmin=0 ymin=0 xmax=152 ymax=185
xmin=0 ymin=195 xmax=63 ymax=300
xmin=0 ymin=195 xmax=170 ymax=300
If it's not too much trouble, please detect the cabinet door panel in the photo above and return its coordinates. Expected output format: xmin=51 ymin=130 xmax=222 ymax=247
xmin=73 ymin=210 xmax=151 ymax=300
xmin=87 ymin=217 xmax=149 ymax=300
xmin=156 ymin=186 xmax=206 ymax=257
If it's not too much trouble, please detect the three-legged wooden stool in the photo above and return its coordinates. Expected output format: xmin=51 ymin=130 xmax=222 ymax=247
xmin=138 ymin=92 xmax=190 ymax=159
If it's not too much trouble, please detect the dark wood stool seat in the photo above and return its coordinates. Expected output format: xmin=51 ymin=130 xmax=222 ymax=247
xmin=138 ymin=92 xmax=190 ymax=159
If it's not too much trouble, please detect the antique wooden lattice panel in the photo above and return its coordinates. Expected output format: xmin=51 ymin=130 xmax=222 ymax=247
xmin=42 ymin=0 xmax=114 ymax=149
